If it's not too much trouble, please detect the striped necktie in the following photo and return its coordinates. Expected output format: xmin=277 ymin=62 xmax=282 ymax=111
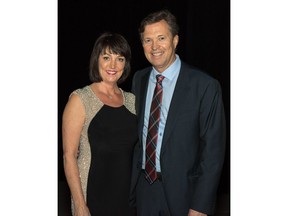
xmin=144 ymin=74 xmax=165 ymax=184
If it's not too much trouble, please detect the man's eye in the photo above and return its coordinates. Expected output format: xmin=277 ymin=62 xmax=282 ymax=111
xmin=144 ymin=39 xmax=151 ymax=44
xmin=159 ymin=36 xmax=165 ymax=41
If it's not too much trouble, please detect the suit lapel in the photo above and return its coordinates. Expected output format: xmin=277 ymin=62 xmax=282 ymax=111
xmin=138 ymin=70 xmax=151 ymax=143
xmin=161 ymin=66 xmax=191 ymax=153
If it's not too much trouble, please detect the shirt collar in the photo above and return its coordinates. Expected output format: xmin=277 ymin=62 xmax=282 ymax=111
xmin=151 ymin=54 xmax=181 ymax=81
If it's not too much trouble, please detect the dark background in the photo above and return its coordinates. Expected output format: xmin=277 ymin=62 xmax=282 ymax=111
xmin=58 ymin=0 xmax=230 ymax=215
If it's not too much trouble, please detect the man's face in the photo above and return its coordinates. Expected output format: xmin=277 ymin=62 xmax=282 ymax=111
xmin=142 ymin=20 xmax=179 ymax=73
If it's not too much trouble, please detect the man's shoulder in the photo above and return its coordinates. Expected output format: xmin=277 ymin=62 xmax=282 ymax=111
xmin=181 ymin=61 xmax=216 ymax=82
xmin=135 ymin=66 xmax=152 ymax=76
xmin=132 ymin=66 xmax=152 ymax=82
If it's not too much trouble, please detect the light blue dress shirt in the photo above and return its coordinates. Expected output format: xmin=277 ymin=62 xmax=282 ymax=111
xmin=142 ymin=55 xmax=181 ymax=172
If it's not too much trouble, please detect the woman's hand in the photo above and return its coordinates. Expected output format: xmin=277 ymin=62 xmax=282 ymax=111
xmin=74 ymin=204 xmax=90 ymax=216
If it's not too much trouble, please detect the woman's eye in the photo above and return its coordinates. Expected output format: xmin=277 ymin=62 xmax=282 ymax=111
xmin=103 ymin=56 xmax=110 ymax=61
xmin=118 ymin=57 xmax=125 ymax=62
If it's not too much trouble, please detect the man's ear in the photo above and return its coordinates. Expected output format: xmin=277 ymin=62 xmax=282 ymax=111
xmin=173 ymin=35 xmax=179 ymax=48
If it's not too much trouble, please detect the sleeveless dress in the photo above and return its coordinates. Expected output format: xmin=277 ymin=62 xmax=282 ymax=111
xmin=71 ymin=85 xmax=138 ymax=216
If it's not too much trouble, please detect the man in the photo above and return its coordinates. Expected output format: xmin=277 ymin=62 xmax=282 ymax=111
xmin=130 ymin=9 xmax=226 ymax=216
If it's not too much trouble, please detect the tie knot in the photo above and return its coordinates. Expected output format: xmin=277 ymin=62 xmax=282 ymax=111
xmin=156 ymin=75 xmax=165 ymax=84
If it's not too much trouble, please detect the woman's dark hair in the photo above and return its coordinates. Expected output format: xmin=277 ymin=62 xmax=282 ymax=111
xmin=89 ymin=32 xmax=131 ymax=84
xmin=138 ymin=9 xmax=179 ymax=41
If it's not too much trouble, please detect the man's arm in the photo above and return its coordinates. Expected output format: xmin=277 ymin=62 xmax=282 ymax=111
xmin=190 ymin=79 xmax=226 ymax=215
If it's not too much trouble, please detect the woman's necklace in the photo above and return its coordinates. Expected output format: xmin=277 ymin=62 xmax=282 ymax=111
xmin=105 ymin=89 xmax=118 ymax=100
xmin=93 ymin=83 xmax=118 ymax=100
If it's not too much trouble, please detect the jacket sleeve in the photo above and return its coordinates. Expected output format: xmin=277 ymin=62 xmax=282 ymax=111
xmin=190 ymin=79 xmax=226 ymax=215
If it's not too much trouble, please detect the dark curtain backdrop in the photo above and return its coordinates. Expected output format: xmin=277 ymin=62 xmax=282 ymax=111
xmin=58 ymin=0 xmax=230 ymax=204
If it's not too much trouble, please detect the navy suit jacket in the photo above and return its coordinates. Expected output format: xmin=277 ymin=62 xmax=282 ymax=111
xmin=130 ymin=61 xmax=226 ymax=215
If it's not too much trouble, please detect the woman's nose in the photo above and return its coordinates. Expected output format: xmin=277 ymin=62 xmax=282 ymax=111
xmin=110 ymin=59 xmax=116 ymax=68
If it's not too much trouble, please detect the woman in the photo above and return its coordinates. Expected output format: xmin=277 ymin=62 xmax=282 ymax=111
xmin=62 ymin=32 xmax=137 ymax=216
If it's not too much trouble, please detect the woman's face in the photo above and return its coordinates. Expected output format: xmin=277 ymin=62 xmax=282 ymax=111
xmin=98 ymin=48 xmax=126 ymax=84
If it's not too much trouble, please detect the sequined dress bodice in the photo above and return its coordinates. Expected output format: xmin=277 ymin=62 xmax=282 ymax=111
xmin=70 ymin=86 xmax=137 ymax=216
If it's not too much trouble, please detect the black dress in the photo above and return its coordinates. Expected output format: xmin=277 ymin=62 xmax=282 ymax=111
xmin=86 ymin=105 xmax=138 ymax=216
